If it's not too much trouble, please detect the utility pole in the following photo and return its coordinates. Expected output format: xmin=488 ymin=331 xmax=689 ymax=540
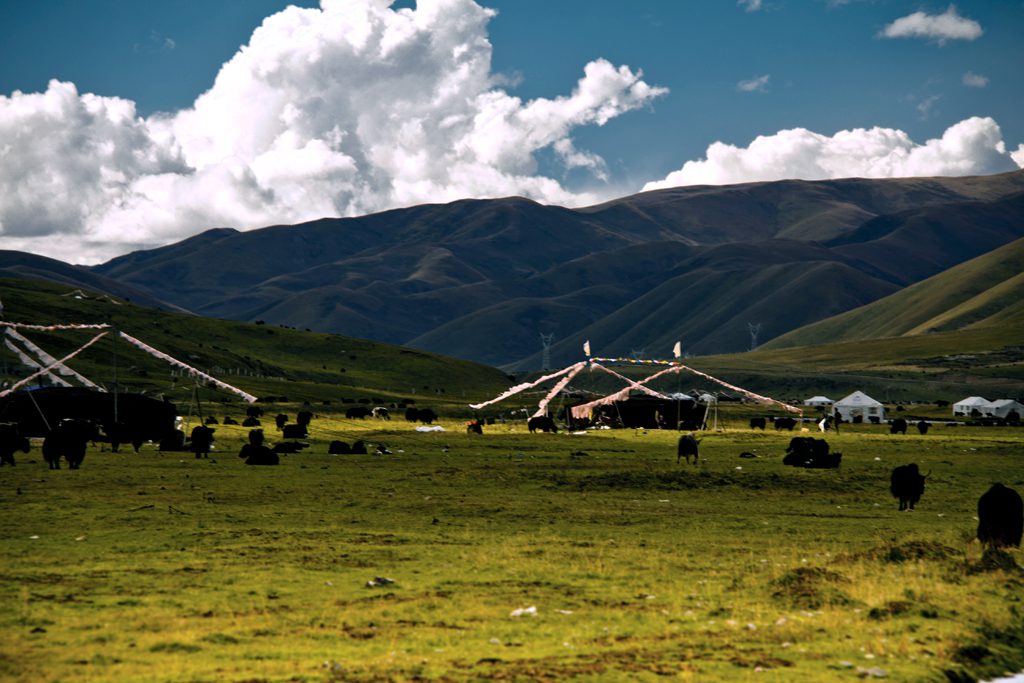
xmin=748 ymin=323 xmax=761 ymax=351
xmin=539 ymin=333 xmax=554 ymax=370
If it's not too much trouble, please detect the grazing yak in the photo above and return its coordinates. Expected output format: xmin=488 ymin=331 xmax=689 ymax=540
xmin=890 ymin=418 xmax=908 ymax=435
xmin=347 ymin=406 xmax=373 ymax=419
xmin=329 ymin=440 xmax=351 ymax=455
xmin=242 ymin=416 xmax=261 ymax=427
xmin=275 ymin=413 xmax=289 ymax=430
xmin=190 ymin=425 xmax=215 ymax=459
xmin=749 ymin=417 xmax=766 ymax=430
xmin=677 ymin=433 xmax=701 ymax=465
xmin=0 ymin=423 xmax=30 ymax=466
xmin=916 ymin=421 xmax=930 ymax=435
xmin=297 ymin=410 xmax=313 ymax=427
xmin=528 ymin=416 xmax=557 ymax=433
xmin=890 ymin=463 xmax=927 ymax=511
xmin=238 ymin=429 xmax=278 ymax=466
xmin=159 ymin=429 xmax=186 ymax=452
xmin=773 ymin=417 xmax=797 ymax=431
xmin=372 ymin=407 xmax=390 ymax=420
xmin=977 ymin=484 xmax=1023 ymax=548
xmin=783 ymin=437 xmax=840 ymax=469
xmin=350 ymin=440 xmax=368 ymax=454
xmin=99 ymin=420 xmax=145 ymax=454
xmin=204 ymin=416 xmax=219 ymax=425
xmin=466 ymin=419 xmax=484 ymax=435
xmin=222 ymin=416 xmax=238 ymax=426
xmin=42 ymin=419 xmax=97 ymax=470
xmin=282 ymin=423 xmax=308 ymax=439
xmin=246 ymin=406 xmax=264 ymax=418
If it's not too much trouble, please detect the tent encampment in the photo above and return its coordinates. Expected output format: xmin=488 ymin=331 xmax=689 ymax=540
xmin=804 ymin=395 xmax=834 ymax=408
xmin=953 ymin=396 xmax=995 ymax=417
xmin=832 ymin=391 xmax=885 ymax=423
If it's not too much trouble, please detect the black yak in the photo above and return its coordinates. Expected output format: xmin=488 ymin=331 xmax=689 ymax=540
xmin=0 ymin=423 xmax=30 ymax=466
xmin=350 ymin=440 xmax=368 ymax=454
xmin=890 ymin=463 xmax=926 ymax=511
xmin=890 ymin=418 xmax=908 ymax=435
xmin=275 ymin=413 xmax=288 ymax=430
xmin=328 ymin=440 xmax=351 ymax=454
xmin=222 ymin=416 xmax=238 ymax=426
xmin=372 ymin=407 xmax=390 ymax=420
xmin=242 ymin=416 xmax=261 ymax=427
xmin=238 ymin=429 xmax=278 ymax=466
xmin=246 ymin=406 xmax=264 ymax=418
xmin=297 ymin=410 xmax=313 ymax=427
xmin=528 ymin=415 xmax=557 ymax=433
xmin=466 ymin=419 xmax=483 ymax=435
xmin=282 ymin=424 xmax=307 ymax=439
xmin=773 ymin=417 xmax=797 ymax=431
xmin=677 ymin=433 xmax=700 ymax=465
xmin=347 ymin=406 xmax=373 ymax=419
xmin=916 ymin=421 xmax=930 ymax=435
xmin=783 ymin=437 xmax=840 ymax=469
xmin=189 ymin=426 xmax=215 ymax=459
xmin=42 ymin=419 xmax=96 ymax=470
xmin=749 ymin=417 xmax=766 ymax=430
xmin=977 ymin=484 xmax=1023 ymax=548
xmin=416 ymin=408 xmax=438 ymax=424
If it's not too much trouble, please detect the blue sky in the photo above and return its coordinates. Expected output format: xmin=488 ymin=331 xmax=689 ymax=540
xmin=0 ymin=0 xmax=1021 ymax=263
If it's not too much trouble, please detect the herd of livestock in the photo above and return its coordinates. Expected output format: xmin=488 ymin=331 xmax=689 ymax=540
xmin=0 ymin=387 xmax=1021 ymax=550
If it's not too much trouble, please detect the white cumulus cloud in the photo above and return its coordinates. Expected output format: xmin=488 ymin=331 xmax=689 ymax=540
xmin=0 ymin=0 xmax=666 ymax=264
xmin=736 ymin=74 xmax=770 ymax=93
xmin=962 ymin=71 xmax=989 ymax=88
xmin=879 ymin=5 xmax=982 ymax=45
xmin=738 ymin=0 xmax=763 ymax=12
xmin=643 ymin=117 xmax=1022 ymax=191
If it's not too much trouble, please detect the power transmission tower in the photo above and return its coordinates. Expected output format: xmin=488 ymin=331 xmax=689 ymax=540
xmin=748 ymin=323 xmax=761 ymax=351
xmin=539 ymin=333 xmax=554 ymax=370
xmin=629 ymin=348 xmax=646 ymax=361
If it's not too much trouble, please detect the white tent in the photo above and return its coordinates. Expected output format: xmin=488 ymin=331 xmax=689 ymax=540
xmin=832 ymin=390 xmax=884 ymax=422
xmin=804 ymin=395 xmax=834 ymax=408
xmin=953 ymin=396 xmax=994 ymax=417
xmin=990 ymin=399 xmax=1024 ymax=419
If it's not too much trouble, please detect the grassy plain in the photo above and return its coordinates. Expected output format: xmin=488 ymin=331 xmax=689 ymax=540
xmin=2 ymin=415 xmax=1023 ymax=682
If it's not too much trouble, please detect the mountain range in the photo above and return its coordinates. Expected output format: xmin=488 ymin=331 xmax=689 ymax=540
xmin=3 ymin=170 xmax=1023 ymax=369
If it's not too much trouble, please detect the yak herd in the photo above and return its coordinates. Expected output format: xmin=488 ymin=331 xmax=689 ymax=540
xmin=0 ymin=387 xmax=1021 ymax=548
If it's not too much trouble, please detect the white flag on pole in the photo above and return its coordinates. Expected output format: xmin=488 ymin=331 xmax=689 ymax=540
xmin=583 ymin=340 xmax=591 ymax=356
xmin=672 ymin=341 xmax=681 ymax=359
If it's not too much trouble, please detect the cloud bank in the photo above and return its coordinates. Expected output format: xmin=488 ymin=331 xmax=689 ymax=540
xmin=736 ymin=74 xmax=770 ymax=93
xmin=879 ymin=5 xmax=982 ymax=45
xmin=643 ymin=117 xmax=1022 ymax=191
xmin=0 ymin=0 xmax=665 ymax=263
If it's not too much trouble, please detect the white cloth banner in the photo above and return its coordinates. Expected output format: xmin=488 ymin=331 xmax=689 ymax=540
xmin=4 ymin=328 xmax=103 ymax=389
xmin=675 ymin=362 xmax=802 ymax=415
xmin=0 ymin=322 xmax=111 ymax=331
xmin=469 ymin=362 xmax=586 ymax=411
xmin=117 ymin=332 xmax=258 ymax=403
xmin=3 ymin=338 xmax=73 ymax=387
xmin=0 ymin=331 xmax=108 ymax=398
xmin=532 ymin=363 xmax=586 ymax=418
xmin=570 ymin=364 xmax=679 ymax=419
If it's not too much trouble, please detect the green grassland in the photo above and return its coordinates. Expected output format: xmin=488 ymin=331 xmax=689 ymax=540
xmin=2 ymin=416 xmax=1023 ymax=682
xmin=0 ymin=279 xmax=511 ymax=410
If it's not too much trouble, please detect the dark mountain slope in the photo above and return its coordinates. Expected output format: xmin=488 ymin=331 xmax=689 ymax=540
xmin=0 ymin=250 xmax=184 ymax=312
xmin=54 ymin=169 xmax=1024 ymax=367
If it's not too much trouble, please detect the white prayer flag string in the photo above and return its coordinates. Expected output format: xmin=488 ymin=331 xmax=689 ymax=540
xmin=0 ymin=331 xmax=108 ymax=398
xmin=469 ymin=362 xmax=587 ymax=411
xmin=570 ymin=364 xmax=680 ymax=419
xmin=4 ymin=328 xmax=103 ymax=389
xmin=117 ymin=332 xmax=258 ymax=403
xmin=532 ymin=363 xmax=586 ymax=418
xmin=0 ymin=322 xmax=111 ymax=331
xmin=3 ymin=338 xmax=73 ymax=387
xmin=674 ymin=361 xmax=802 ymax=414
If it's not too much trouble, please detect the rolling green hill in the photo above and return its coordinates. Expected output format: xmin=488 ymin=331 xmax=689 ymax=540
xmin=0 ymin=279 xmax=511 ymax=412
xmin=764 ymin=236 xmax=1024 ymax=349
